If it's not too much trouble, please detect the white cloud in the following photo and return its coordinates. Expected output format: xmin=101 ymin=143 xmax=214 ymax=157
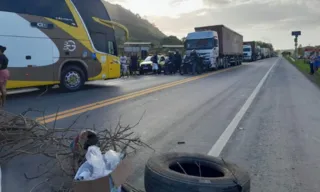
xmin=107 ymin=0 xmax=320 ymax=49
xmin=106 ymin=0 xmax=204 ymax=17
xmin=196 ymin=11 xmax=207 ymax=16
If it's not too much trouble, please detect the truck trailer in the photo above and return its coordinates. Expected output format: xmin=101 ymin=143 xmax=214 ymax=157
xmin=261 ymin=47 xmax=270 ymax=59
xmin=184 ymin=25 xmax=243 ymax=69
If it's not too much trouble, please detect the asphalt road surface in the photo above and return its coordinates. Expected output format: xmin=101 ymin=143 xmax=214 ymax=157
xmin=2 ymin=57 xmax=320 ymax=192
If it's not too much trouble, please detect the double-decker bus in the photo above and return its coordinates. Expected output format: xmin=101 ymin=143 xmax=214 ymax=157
xmin=0 ymin=0 xmax=128 ymax=91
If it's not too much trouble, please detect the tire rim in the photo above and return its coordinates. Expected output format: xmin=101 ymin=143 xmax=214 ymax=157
xmin=169 ymin=161 xmax=224 ymax=177
xmin=65 ymin=71 xmax=81 ymax=89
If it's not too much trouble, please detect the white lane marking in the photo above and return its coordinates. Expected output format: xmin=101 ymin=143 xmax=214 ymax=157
xmin=208 ymin=58 xmax=280 ymax=157
xmin=289 ymin=57 xmax=295 ymax=62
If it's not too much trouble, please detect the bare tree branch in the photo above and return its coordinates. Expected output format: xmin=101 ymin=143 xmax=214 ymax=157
xmin=0 ymin=108 xmax=151 ymax=191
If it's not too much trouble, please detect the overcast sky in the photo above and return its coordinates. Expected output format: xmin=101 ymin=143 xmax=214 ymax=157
xmin=108 ymin=0 xmax=320 ymax=49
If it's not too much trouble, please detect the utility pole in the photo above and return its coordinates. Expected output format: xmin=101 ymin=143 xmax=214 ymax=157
xmin=291 ymin=31 xmax=301 ymax=59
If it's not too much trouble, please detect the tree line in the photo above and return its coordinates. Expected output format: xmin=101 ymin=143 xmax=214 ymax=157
xmin=256 ymin=41 xmax=274 ymax=51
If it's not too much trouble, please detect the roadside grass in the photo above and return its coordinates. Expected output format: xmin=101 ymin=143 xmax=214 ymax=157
xmin=284 ymin=56 xmax=320 ymax=86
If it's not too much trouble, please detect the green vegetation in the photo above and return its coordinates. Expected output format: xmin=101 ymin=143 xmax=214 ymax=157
xmin=161 ymin=36 xmax=183 ymax=45
xmin=285 ymin=56 xmax=320 ymax=86
xmin=103 ymin=1 xmax=166 ymax=44
xmin=256 ymin=41 xmax=274 ymax=51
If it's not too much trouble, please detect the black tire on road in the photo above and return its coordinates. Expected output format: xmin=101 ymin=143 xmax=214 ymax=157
xmin=144 ymin=152 xmax=250 ymax=192
xmin=60 ymin=65 xmax=85 ymax=92
xmin=179 ymin=67 xmax=184 ymax=75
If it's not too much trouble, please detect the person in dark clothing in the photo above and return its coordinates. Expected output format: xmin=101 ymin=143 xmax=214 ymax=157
xmin=130 ymin=54 xmax=139 ymax=75
xmin=174 ymin=51 xmax=182 ymax=73
xmin=313 ymin=52 xmax=320 ymax=74
xmin=0 ymin=45 xmax=9 ymax=107
xmin=190 ymin=49 xmax=198 ymax=75
xmin=167 ymin=51 xmax=175 ymax=74
xmin=309 ymin=51 xmax=316 ymax=75
xmin=152 ymin=53 xmax=159 ymax=74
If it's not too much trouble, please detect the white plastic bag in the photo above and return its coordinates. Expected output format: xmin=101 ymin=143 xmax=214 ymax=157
xmin=74 ymin=147 xmax=125 ymax=181
xmin=74 ymin=161 xmax=93 ymax=181
xmin=103 ymin=150 xmax=121 ymax=171
xmin=85 ymin=146 xmax=106 ymax=180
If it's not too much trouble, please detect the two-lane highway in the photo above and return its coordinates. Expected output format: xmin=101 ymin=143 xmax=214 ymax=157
xmin=2 ymin=57 xmax=320 ymax=192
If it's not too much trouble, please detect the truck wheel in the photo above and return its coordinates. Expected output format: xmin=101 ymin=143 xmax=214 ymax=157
xmin=180 ymin=66 xmax=185 ymax=75
xmin=219 ymin=58 xmax=224 ymax=69
xmin=145 ymin=152 xmax=250 ymax=192
xmin=60 ymin=65 xmax=85 ymax=92
xmin=223 ymin=59 xmax=227 ymax=68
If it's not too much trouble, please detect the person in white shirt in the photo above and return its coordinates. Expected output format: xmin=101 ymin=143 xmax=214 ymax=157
xmin=120 ymin=54 xmax=129 ymax=77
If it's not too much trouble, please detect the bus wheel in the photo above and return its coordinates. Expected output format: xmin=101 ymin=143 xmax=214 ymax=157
xmin=60 ymin=65 xmax=85 ymax=92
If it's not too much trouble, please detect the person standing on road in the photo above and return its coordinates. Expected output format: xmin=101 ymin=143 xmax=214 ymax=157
xmin=190 ymin=49 xmax=198 ymax=75
xmin=120 ymin=53 xmax=129 ymax=77
xmin=130 ymin=53 xmax=139 ymax=75
xmin=0 ymin=45 xmax=9 ymax=107
xmin=152 ymin=53 xmax=159 ymax=74
xmin=173 ymin=51 xmax=182 ymax=74
xmin=168 ymin=51 xmax=175 ymax=74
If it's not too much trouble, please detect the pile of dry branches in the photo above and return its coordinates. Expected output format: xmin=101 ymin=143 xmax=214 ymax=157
xmin=0 ymin=108 xmax=150 ymax=191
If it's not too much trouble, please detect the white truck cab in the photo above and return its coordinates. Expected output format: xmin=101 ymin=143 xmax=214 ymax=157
xmin=243 ymin=45 xmax=252 ymax=61
xmin=184 ymin=31 xmax=219 ymax=69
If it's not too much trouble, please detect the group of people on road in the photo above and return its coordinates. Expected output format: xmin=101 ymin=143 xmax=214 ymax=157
xmin=120 ymin=53 xmax=139 ymax=77
xmin=119 ymin=49 xmax=202 ymax=76
xmin=161 ymin=51 xmax=182 ymax=74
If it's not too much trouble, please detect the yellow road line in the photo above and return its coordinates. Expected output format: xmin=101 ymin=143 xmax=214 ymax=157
xmin=38 ymin=78 xmax=190 ymax=119
xmin=37 ymin=66 xmax=241 ymax=123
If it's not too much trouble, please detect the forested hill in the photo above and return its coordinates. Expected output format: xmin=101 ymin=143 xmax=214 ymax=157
xmin=103 ymin=1 xmax=166 ymax=43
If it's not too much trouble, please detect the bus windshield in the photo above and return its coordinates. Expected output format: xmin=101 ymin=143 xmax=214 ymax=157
xmin=185 ymin=38 xmax=214 ymax=50
xmin=72 ymin=0 xmax=117 ymax=55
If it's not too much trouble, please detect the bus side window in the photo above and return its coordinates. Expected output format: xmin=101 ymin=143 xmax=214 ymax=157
xmin=0 ymin=0 xmax=76 ymax=26
xmin=113 ymin=41 xmax=118 ymax=56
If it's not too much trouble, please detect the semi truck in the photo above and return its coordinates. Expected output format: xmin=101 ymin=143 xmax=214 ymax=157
xmin=184 ymin=25 xmax=243 ymax=70
xmin=243 ymin=41 xmax=260 ymax=61
xmin=256 ymin=46 xmax=262 ymax=60
xmin=261 ymin=48 xmax=270 ymax=59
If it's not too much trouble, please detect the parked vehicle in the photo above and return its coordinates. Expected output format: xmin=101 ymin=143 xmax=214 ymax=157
xmin=0 ymin=0 xmax=128 ymax=92
xmin=185 ymin=25 xmax=243 ymax=70
xmin=139 ymin=55 xmax=166 ymax=75
xmin=266 ymin=48 xmax=271 ymax=58
xmin=256 ymin=46 xmax=262 ymax=60
xmin=243 ymin=41 xmax=260 ymax=62
xmin=180 ymin=54 xmax=207 ymax=75
xmin=261 ymin=48 xmax=270 ymax=59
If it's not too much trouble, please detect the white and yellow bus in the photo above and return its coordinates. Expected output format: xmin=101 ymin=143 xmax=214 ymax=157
xmin=0 ymin=0 xmax=128 ymax=91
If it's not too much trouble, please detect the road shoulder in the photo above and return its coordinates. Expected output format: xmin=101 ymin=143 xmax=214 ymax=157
xmin=222 ymin=57 xmax=320 ymax=192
